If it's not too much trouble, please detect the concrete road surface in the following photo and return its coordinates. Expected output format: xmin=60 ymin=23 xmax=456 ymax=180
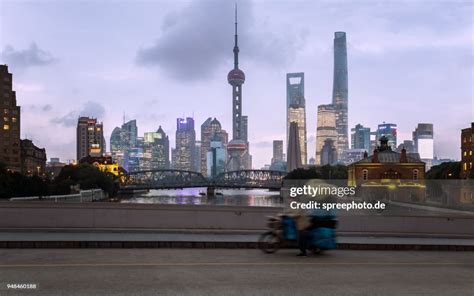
xmin=0 ymin=249 xmax=472 ymax=296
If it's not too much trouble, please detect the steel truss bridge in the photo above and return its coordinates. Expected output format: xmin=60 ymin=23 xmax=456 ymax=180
xmin=120 ymin=169 xmax=286 ymax=191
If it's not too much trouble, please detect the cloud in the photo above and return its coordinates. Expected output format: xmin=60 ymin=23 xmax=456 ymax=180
xmin=1 ymin=43 xmax=57 ymax=70
xmin=52 ymin=101 xmax=105 ymax=127
xmin=136 ymin=0 xmax=303 ymax=81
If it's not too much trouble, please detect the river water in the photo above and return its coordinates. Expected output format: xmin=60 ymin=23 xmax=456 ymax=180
xmin=120 ymin=188 xmax=283 ymax=207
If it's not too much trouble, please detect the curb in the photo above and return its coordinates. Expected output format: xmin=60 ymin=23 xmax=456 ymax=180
xmin=0 ymin=241 xmax=473 ymax=251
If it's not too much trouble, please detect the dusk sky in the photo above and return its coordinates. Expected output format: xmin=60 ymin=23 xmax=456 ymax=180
xmin=0 ymin=0 xmax=472 ymax=168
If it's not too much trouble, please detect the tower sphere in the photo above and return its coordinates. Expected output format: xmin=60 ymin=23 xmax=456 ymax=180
xmin=227 ymin=68 xmax=245 ymax=85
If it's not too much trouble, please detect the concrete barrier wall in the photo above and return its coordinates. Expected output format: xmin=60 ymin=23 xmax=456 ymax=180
xmin=0 ymin=203 xmax=473 ymax=236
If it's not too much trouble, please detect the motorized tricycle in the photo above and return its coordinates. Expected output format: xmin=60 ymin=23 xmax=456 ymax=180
xmin=258 ymin=211 xmax=337 ymax=254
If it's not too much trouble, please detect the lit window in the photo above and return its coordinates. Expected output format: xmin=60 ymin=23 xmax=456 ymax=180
xmin=464 ymin=151 xmax=468 ymax=156
xmin=470 ymin=151 xmax=473 ymax=156
xmin=11 ymin=117 xmax=16 ymax=123
xmin=3 ymin=124 xmax=9 ymax=130
xmin=3 ymin=117 xmax=8 ymax=122
xmin=470 ymin=162 xmax=473 ymax=169
xmin=464 ymin=163 xmax=468 ymax=171
xmin=362 ymin=169 xmax=368 ymax=181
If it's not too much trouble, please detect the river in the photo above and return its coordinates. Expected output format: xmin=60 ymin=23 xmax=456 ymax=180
xmin=120 ymin=188 xmax=283 ymax=207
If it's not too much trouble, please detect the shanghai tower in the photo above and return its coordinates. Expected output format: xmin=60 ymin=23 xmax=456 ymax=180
xmin=332 ymin=32 xmax=348 ymax=159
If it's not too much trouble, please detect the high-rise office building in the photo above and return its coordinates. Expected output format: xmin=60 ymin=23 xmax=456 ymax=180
xmin=175 ymin=117 xmax=196 ymax=171
xmin=376 ymin=122 xmax=397 ymax=151
xmin=413 ymin=123 xmax=434 ymax=170
xmin=142 ymin=126 xmax=170 ymax=170
xmin=320 ymin=138 xmax=337 ymax=165
xmin=128 ymin=136 xmax=143 ymax=172
xmin=315 ymin=104 xmax=337 ymax=165
xmin=272 ymin=140 xmax=284 ymax=164
xmin=461 ymin=123 xmax=473 ymax=179
xmin=201 ymin=118 xmax=228 ymax=176
xmin=227 ymin=6 xmax=251 ymax=171
xmin=351 ymin=124 xmax=371 ymax=151
xmin=76 ymin=117 xmax=105 ymax=162
xmin=332 ymin=32 xmax=349 ymax=159
xmin=286 ymin=72 xmax=307 ymax=165
xmin=287 ymin=122 xmax=302 ymax=172
xmin=396 ymin=140 xmax=415 ymax=153
xmin=109 ymin=119 xmax=138 ymax=171
xmin=110 ymin=127 xmax=124 ymax=167
xmin=0 ymin=65 xmax=21 ymax=171
xmin=207 ymin=140 xmax=226 ymax=178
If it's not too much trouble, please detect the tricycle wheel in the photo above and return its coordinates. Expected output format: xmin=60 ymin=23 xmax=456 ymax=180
xmin=258 ymin=231 xmax=281 ymax=254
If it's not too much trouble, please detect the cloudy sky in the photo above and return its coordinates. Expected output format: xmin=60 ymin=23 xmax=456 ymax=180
xmin=0 ymin=0 xmax=472 ymax=168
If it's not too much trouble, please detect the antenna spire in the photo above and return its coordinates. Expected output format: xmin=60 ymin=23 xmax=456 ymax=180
xmin=233 ymin=3 xmax=239 ymax=69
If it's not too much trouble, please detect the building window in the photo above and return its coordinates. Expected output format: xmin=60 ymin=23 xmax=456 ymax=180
xmin=11 ymin=117 xmax=16 ymax=123
xmin=464 ymin=163 xmax=468 ymax=171
xmin=413 ymin=169 xmax=419 ymax=181
xmin=362 ymin=169 xmax=368 ymax=181
xmin=464 ymin=151 xmax=468 ymax=156
xmin=3 ymin=124 xmax=9 ymax=130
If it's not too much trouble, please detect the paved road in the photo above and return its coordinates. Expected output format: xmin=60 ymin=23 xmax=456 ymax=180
xmin=0 ymin=249 xmax=472 ymax=296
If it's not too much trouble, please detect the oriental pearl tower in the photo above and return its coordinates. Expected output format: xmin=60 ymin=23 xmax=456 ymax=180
xmin=226 ymin=5 xmax=250 ymax=171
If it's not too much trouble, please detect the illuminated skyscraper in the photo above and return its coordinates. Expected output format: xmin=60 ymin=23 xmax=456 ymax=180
xmin=332 ymin=32 xmax=349 ymax=159
xmin=227 ymin=6 xmax=251 ymax=171
xmin=286 ymin=72 xmax=307 ymax=165
xmin=175 ymin=117 xmax=196 ymax=171
xmin=315 ymin=104 xmax=337 ymax=165
xmin=142 ymin=126 xmax=170 ymax=170
xmin=76 ymin=117 xmax=104 ymax=161
xmin=0 ymin=65 xmax=21 ymax=171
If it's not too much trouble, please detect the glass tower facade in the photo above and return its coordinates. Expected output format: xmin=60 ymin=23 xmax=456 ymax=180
xmin=351 ymin=124 xmax=371 ymax=151
xmin=315 ymin=104 xmax=337 ymax=165
xmin=175 ymin=117 xmax=196 ymax=171
xmin=332 ymin=32 xmax=349 ymax=159
xmin=286 ymin=72 xmax=307 ymax=165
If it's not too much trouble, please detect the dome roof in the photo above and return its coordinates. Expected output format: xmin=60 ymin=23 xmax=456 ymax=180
xmin=227 ymin=69 xmax=245 ymax=85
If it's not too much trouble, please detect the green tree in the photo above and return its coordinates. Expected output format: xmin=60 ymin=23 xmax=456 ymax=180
xmin=426 ymin=162 xmax=461 ymax=179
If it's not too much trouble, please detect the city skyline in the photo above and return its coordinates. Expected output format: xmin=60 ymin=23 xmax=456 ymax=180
xmin=0 ymin=0 xmax=472 ymax=168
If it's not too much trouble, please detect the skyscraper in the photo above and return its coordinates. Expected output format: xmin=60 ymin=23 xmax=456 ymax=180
xmin=272 ymin=140 xmax=284 ymax=164
xmin=351 ymin=124 xmax=371 ymax=151
xmin=142 ymin=126 xmax=170 ymax=170
xmin=110 ymin=127 xmax=124 ymax=167
xmin=76 ymin=117 xmax=104 ymax=162
xmin=320 ymin=138 xmax=337 ymax=165
xmin=207 ymin=140 xmax=226 ymax=178
xmin=315 ymin=104 xmax=337 ymax=165
xmin=0 ymin=65 xmax=21 ymax=171
xmin=110 ymin=119 xmax=138 ymax=171
xmin=201 ymin=117 xmax=228 ymax=176
xmin=287 ymin=122 xmax=302 ymax=172
xmin=376 ymin=122 xmax=397 ymax=151
xmin=175 ymin=117 xmax=196 ymax=171
xmin=413 ymin=123 xmax=434 ymax=170
xmin=332 ymin=32 xmax=349 ymax=159
xmin=227 ymin=6 xmax=251 ymax=171
xmin=286 ymin=72 xmax=307 ymax=165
